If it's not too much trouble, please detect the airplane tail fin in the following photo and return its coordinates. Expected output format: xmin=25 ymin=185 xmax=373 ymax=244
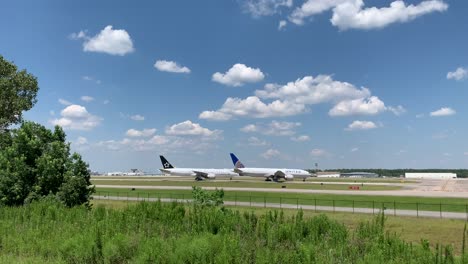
xmin=230 ymin=153 xmax=245 ymax=169
xmin=159 ymin=155 xmax=174 ymax=169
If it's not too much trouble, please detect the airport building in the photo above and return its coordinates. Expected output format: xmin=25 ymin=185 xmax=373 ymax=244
xmin=405 ymin=173 xmax=457 ymax=179
xmin=340 ymin=172 xmax=379 ymax=178
xmin=316 ymin=171 xmax=340 ymax=178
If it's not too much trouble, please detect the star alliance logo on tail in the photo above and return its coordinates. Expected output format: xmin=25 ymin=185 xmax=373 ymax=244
xmin=164 ymin=162 xmax=171 ymax=168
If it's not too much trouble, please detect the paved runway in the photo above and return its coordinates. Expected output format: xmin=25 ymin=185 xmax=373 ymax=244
xmin=95 ymin=184 xmax=468 ymax=198
xmin=94 ymin=195 xmax=468 ymax=220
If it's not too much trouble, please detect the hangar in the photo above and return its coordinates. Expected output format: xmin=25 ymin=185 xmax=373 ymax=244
xmin=405 ymin=173 xmax=457 ymax=179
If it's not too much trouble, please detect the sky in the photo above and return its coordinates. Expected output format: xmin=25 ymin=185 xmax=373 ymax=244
xmin=1 ymin=0 xmax=467 ymax=172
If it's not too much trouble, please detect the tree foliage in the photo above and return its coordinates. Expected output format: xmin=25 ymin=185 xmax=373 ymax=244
xmin=0 ymin=121 xmax=94 ymax=207
xmin=0 ymin=55 xmax=39 ymax=130
xmin=192 ymin=186 xmax=224 ymax=207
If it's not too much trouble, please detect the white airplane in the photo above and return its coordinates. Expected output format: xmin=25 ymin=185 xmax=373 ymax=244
xmin=230 ymin=153 xmax=311 ymax=182
xmin=159 ymin=155 xmax=238 ymax=181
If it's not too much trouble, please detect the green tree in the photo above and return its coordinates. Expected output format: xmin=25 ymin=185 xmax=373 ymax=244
xmin=0 ymin=121 xmax=94 ymax=207
xmin=0 ymin=55 xmax=39 ymax=130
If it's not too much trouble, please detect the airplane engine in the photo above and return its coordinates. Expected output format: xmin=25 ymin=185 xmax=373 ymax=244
xmin=206 ymin=174 xmax=216 ymax=179
xmin=284 ymin=174 xmax=294 ymax=181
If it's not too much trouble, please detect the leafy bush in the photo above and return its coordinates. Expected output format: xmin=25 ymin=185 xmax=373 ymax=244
xmin=0 ymin=122 xmax=94 ymax=207
xmin=192 ymin=186 xmax=224 ymax=207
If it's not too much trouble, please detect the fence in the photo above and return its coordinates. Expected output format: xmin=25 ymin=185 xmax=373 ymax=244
xmin=93 ymin=191 xmax=468 ymax=221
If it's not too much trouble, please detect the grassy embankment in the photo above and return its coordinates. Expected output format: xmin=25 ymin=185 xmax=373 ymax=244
xmin=0 ymin=200 xmax=466 ymax=263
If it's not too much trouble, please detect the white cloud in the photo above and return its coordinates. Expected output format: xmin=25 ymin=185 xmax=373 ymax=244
xmin=125 ymin=128 xmax=157 ymax=137
xmin=199 ymin=111 xmax=231 ymax=121
xmin=201 ymin=74 xmax=388 ymax=120
xmin=447 ymin=67 xmax=468 ymax=81
xmin=130 ymin=114 xmax=145 ymax=121
xmin=81 ymin=96 xmax=94 ymax=102
xmin=76 ymin=136 xmax=88 ymax=146
xmin=388 ymin=105 xmax=406 ymax=116
xmin=58 ymin=98 xmax=72 ymax=106
xmin=261 ymin=148 xmax=281 ymax=159
xmin=247 ymin=136 xmax=269 ymax=146
xmin=154 ymin=60 xmax=191 ymax=74
xmin=345 ymin=120 xmax=378 ymax=131
xmin=256 ymin=75 xmax=371 ymax=104
xmin=329 ymin=96 xmax=386 ymax=116
xmin=243 ymin=0 xmax=293 ymax=17
xmin=291 ymin=135 xmax=310 ymax=142
xmin=331 ymin=0 xmax=448 ymax=30
xmin=278 ymin=20 xmax=287 ymax=30
xmin=310 ymin=148 xmax=327 ymax=157
xmin=289 ymin=0 xmax=448 ymax=30
xmin=71 ymin=25 xmax=134 ymax=56
xmin=165 ymin=120 xmax=221 ymax=137
xmin=430 ymin=107 xmax=456 ymax=117
xmin=103 ymin=100 xmax=110 ymax=105
xmin=199 ymin=96 xmax=306 ymax=120
xmin=50 ymin=104 xmax=102 ymax=131
xmin=212 ymin=64 xmax=265 ymax=87
xmin=241 ymin=120 xmax=301 ymax=136
xmin=351 ymin=147 xmax=359 ymax=152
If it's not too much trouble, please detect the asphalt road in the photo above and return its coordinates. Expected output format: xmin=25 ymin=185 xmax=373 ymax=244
xmin=95 ymin=184 xmax=468 ymax=198
xmin=94 ymin=195 xmax=468 ymax=220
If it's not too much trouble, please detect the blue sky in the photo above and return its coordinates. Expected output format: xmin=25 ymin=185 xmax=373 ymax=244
xmin=1 ymin=0 xmax=467 ymax=172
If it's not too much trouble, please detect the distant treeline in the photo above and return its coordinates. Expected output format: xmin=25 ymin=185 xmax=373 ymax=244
xmin=308 ymin=169 xmax=468 ymax=178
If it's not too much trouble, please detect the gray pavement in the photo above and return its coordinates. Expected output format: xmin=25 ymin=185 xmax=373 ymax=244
xmin=94 ymin=195 xmax=468 ymax=220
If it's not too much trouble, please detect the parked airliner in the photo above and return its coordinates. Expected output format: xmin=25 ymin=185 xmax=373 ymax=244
xmin=230 ymin=153 xmax=311 ymax=182
xmin=159 ymin=155 xmax=238 ymax=181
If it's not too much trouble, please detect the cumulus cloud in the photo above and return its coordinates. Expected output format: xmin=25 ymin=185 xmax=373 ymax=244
xmin=50 ymin=104 xmax=102 ymax=131
xmin=199 ymin=96 xmax=306 ymax=120
xmin=330 ymin=0 xmax=448 ymax=30
xmin=241 ymin=120 xmax=301 ymax=136
xmin=58 ymin=98 xmax=72 ymax=106
xmin=81 ymin=96 xmax=94 ymax=102
xmin=165 ymin=120 xmax=222 ymax=137
xmin=130 ymin=114 xmax=145 ymax=121
xmin=345 ymin=120 xmax=378 ymax=131
xmin=289 ymin=0 xmax=448 ymax=30
xmin=126 ymin=128 xmax=157 ymax=137
xmin=212 ymin=64 xmax=265 ymax=87
xmin=430 ymin=107 xmax=456 ymax=117
xmin=201 ymin=74 xmax=390 ymax=120
xmin=243 ymin=0 xmax=293 ymax=17
xmin=154 ymin=60 xmax=191 ymax=73
xmin=70 ymin=25 xmax=134 ymax=56
xmin=291 ymin=135 xmax=310 ymax=142
xmin=329 ymin=96 xmax=386 ymax=116
xmin=447 ymin=67 xmax=468 ymax=81
xmin=261 ymin=148 xmax=281 ymax=159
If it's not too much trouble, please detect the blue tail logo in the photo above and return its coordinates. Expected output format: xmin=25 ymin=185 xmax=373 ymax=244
xmin=230 ymin=153 xmax=245 ymax=169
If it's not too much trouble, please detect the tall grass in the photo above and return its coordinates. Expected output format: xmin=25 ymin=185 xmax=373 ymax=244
xmin=0 ymin=200 xmax=466 ymax=263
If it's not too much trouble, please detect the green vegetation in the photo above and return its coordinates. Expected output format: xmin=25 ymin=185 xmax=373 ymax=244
xmin=1 ymin=199 xmax=467 ymax=263
xmin=0 ymin=122 xmax=94 ymax=207
xmin=91 ymin=179 xmax=402 ymax=190
xmin=0 ymin=55 xmax=39 ymax=130
xmin=95 ymin=187 xmax=468 ymax=213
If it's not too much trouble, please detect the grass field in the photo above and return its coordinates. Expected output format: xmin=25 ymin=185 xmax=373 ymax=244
xmin=91 ymin=176 xmax=417 ymax=183
xmin=95 ymin=187 xmax=468 ymax=213
xmin=91 ymin=179 xmax=403 ymax=191
xmin=93 ymin=200 xmax=468 ymax=255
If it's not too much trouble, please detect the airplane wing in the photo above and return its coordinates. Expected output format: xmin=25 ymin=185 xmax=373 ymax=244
xmin=193 ymin=171 xmax=215 ymax=179
xmin=273 ymin=170 xmax=285 ymax=177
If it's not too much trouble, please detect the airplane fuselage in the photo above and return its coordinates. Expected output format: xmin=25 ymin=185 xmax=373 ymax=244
xmin=236 ymin=168 xmax=311 ymax=180
xmin=160 ymin=168 xmax=238 ymax=178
